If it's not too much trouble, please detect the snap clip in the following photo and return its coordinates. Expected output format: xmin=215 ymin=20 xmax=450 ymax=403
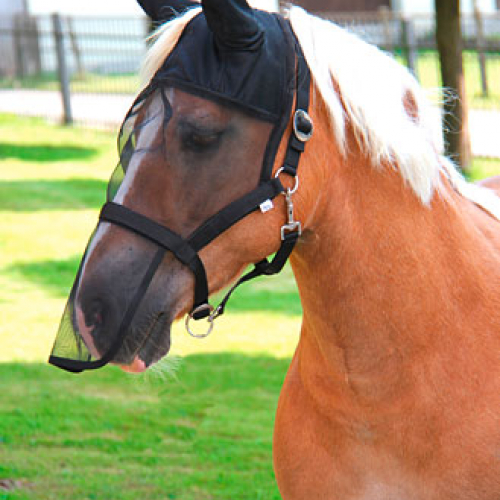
xmin=280 ymin=188 xmax=302 ymax=240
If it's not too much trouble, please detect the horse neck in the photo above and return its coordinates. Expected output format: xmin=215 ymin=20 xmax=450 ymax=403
xmin=290 ymin=129 xmax=500 ymax=407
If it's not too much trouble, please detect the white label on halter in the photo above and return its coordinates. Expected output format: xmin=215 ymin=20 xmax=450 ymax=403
xmin=260 ymin=199 xmax=274 ymax=213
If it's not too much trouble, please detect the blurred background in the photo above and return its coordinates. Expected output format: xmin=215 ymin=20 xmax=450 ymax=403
xmin=0 ymin=0 xmax=498 ymax=130
xmin=0 ymin=1 xmax=499 ymax=499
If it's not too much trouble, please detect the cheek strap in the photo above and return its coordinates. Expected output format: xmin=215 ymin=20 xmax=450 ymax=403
xmin=201 ymin=50 xmax=312 ymax=324
xmin=99 ymin=176 xmax=286 ymax=319
xmin=99 ymin=45 xmax=311 ymax=325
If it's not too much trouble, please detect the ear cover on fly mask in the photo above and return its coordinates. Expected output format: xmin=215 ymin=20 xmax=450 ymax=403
xmin=137 ymin=0 xmax=199 ymax=22
xmin=201 ymin=0 xmax=263 ymax=49
xmin=149 ymin=0 xmax=290 ymax=127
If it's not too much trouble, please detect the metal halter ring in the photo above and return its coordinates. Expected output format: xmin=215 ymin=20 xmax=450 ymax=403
xmin=185 ymin=304 xmax=215 ymax=338
xmin=274 ymin=167 xmax=299 ymax=194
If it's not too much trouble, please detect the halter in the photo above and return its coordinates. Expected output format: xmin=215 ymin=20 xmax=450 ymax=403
xmin=49 ymin=18 xmax=312 ymax=373
xmin=100 ymin=39 xmax=312 ymax=334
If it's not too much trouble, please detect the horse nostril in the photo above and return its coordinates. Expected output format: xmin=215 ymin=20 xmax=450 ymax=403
xmin=86 ymin=300 xmax=105 ymax=329
xmin=77 ymin=297 xmax=111 ymax=339
xmin=74 ymin=298 xmax=107 ymax=359
xmin=75 ymin=294 xmax=121 ymax=359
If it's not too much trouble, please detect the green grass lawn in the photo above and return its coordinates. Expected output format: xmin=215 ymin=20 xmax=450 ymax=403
xmin=0 ymin=115 xmax=499 ymax=500
xmin=0 ymin=357 xmax=287 ymax=500
xmin=0 ymin=114 xmax=301 ymax=500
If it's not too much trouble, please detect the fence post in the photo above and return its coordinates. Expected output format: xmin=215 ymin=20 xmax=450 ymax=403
xmin=31 ymin=16 xmax=42 ymax=76
xmin=13 ymin=15 xmax=25 ymax=79
xmin=51 ymin=13 xmax=73 ymax=125
xmin=379 ymin=6 xmax=394 ymax=55
xmin=473 ymin=4 xmax=488 ymax=96
xmin=67 ymin=17 xmax=85 ymax=77
xmin=400 ymin=17 xmax=418 ymax=79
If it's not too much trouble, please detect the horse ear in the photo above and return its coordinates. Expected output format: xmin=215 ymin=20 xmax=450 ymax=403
xmin=201 ymin=0 xmax=263 ymax=49
xmin=137 ymin=0 xmax=199 ymax=23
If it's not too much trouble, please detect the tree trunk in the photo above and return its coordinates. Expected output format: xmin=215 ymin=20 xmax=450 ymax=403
xmin=434 ymin=0 xmax=471 ymax=171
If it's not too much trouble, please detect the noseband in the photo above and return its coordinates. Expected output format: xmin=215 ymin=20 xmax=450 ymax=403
xmin=102 ymin=26 xmax=311 ymax=329
xmin=102 ymin=47 xmax=310 ymax=328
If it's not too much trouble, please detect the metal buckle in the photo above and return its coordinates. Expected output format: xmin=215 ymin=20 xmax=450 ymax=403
xmin=293 ymin=110 xmax=313 ymax=142
xmin=280 ymin=188 xmax=302 ymax=240
xmin=185 ymin=304 xmax=215 ymax=338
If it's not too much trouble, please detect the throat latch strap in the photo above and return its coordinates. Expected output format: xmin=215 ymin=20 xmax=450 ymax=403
xmin=203 ymin=51 xmax=312 ymax=326
xmin=210 ymin=231 xmax=299 ymax=321
xmin=101 ymin=42 xmax=312 ymax=335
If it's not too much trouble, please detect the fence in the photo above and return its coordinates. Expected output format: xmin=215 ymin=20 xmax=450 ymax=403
xmin=0 ymin=10 xmax=499 ymax=128
xmin=321 ymin=10 xmax=500 ymax=110
xmin=0 ymin=13 xmax=148 ymax=127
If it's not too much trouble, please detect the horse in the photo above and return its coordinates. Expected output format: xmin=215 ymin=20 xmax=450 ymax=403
xmin=50 ymin=0 xmax=500 ymax=498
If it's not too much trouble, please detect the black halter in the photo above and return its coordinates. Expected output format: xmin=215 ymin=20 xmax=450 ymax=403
xmin=48 ymin=18 xmax=312 ymax=373
xmin=101 ymin=44 xmax=310 ymax=310
xmin=103 ymin=41 xmax=309 ymax=316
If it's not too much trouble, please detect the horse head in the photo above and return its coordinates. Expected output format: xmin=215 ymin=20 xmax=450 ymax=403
xmin=50 ymin=0 xmax=313 ymax=372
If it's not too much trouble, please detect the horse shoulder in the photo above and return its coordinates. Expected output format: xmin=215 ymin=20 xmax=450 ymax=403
xmin=464 ymin=175 xmax=500 ymax=252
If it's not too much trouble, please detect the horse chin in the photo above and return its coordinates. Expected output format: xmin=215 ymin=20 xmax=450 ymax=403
xmin=116 ymin=312 xmax=173 ymax=373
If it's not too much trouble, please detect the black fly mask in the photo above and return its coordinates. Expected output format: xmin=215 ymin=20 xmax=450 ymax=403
xmin=49 ymin=0 xmax=312 ymax=373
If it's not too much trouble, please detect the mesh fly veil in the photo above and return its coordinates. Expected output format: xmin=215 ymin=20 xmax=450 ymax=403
xmin=49 ymin=1 xmax=311 ymax=372
xmin=50 ymin=89 xmax=175 ymax=371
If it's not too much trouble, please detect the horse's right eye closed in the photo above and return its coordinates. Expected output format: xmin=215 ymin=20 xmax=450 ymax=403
xmin=186 ymin=131 xmax=222 ymax=150
xmin=179 ymin=122 xmax=224 ymax=153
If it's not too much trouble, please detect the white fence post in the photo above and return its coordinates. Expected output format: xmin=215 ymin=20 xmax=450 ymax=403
xmin=51 ymin=13 xmax=73 ymax=125
xmin=473 ymin=6 xmax=489 ymax=96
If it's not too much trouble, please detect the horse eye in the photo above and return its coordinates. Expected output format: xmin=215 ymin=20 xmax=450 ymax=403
xmin=189 ymin=131 xmax=220 ymax=148
xmin=179 ymin=122 xmax=224 ymax=152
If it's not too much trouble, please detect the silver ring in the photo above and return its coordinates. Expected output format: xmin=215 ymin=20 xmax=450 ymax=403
xmin=274 ymin=167 xmax=299 ymax=194
xmin=185 ymin=304 xmax=214 ymax=339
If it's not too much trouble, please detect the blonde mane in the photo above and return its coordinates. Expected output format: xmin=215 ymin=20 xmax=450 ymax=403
xmin=140 ymin=7 xmax=202 ymax=87
xmin=287 ymin=6 xmax=500 ymax=216
xmin=139 ymin=5 xmax=500 ymax=217
xmin=288 ymin=6 xmax=445 ymax=204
